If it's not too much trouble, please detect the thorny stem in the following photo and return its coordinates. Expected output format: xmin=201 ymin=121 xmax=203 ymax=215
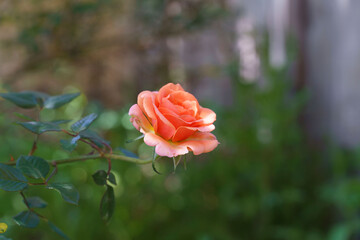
xmin=62 ymin=128 xmax=114 ymax=175
xmin=5 ymin=153 xmax=152 ymax=166
xmin=20 ymin=191 xmax=31 ymax=209
xmin=103 ymin=142 xmax=113 ymax=176
xmin=61 ymin=129 xmax=104 ymax=154
xmin=28 ymin=108 xmax=42 ymax=156
xmin=20 ymin=191 xmax=48 ymax=220
xmin=46 ymin=162 xmax=58 ymax=184
xmin=28 ymin=134 xmax=39 ymax=156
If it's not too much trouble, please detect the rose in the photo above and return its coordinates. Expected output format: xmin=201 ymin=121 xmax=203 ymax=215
xmin=129 ymin=83 xmax=219 ymax=157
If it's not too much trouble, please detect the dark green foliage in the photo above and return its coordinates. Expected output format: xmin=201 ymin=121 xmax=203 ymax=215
xmin=0 ymin=92 xmax=48 ymax=109
xmin=107 ymin=172 xmax=116 ymax=185
xmin=0 ymin=92 xmax=80 ymax=110
xmin=92 ymin=170 xmax=108 ymax=186
xmin=43 ymin=93 xmax=80 ymax=109
xmin=26 ymin=197 xmax=48 ymax=209
xmin=0 ymin=163 xmax=28 ymax=191
xmin=16 ymin=156 xmax=50 ymax=179
xmin=47 ymin=183 xmax=79 ymax=205
xmin=100 ymin=186 xmax=115 ymax=222
xmin=13 ymin=211 xmax=40 ymax=228
xmin=17 ymin=121 xmax=62 ymax=134
xmin=79 ymin=129 xmax=109 ymax=147
xmin=93 ymin=170 xmax=117 ymax=186
xmin=60 ymin=136 xmax=80 ymax=152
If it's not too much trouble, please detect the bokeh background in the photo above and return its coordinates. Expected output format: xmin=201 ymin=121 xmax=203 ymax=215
xmin=1 ymin=0 xmax=360 ymax=239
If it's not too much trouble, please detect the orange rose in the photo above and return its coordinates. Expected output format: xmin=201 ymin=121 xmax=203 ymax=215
xmin=129 ymin=83 xmax=219 ymax=157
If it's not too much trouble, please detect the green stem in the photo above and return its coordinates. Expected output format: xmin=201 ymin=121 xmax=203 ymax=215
xmin=4 ymin=154 xmax=152 ymax=166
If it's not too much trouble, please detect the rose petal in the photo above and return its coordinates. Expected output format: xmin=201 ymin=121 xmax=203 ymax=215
xmin=172 ymin=126 xmax=197 ymax=142
xmin=144 ymin=131 xmax=219 ymax=157
xmin=152 ymin=103 xmax=176 ymax=140
xmin=144 ymin=132 xmax=189 ymax=157
xmin=182 ymin=100 xmax=198 ymax=116
xmin=129 ymin=104 xmax=153 ymax=132
xmin=168 ymin=91 xmax=199 ymax=109
xmin=162 ymin=113 xmax=189 ymax=129
xmin=198 ymin=107 xmax=216 ymax=125
xmin=178 ymin=132 xmax=219 ymax=155
xmin=158 ymin=83 xmax=184 ymax=101
xmin=160 ymin=98 xmax=184 ymax=115
xmin=197 ymin=124 xmax=215 ymax=132
xmin=138 ymin=91 xmax=158 ymax=131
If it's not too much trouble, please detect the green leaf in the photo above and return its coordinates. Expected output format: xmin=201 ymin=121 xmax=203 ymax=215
xmin=13 ymin=211 xmax=40 ymax=228
xmin=16 ymin=155 xmax=50 ymax=179
xmin=51 ymin=120 xmax=71 ymax=125
xmin=100 ymin=186 xmax=115 ymax=222
xmin=47 ymin=183 xmax=79 ymax=205
xmin=79 ymin=129 xmax=109 ymax=147
xmin=0 ymin=163 xmax=28 ymax=191
xmin=48 ymin=221 xmax=70 ymax=240
xmin=108 ymin=172 xmax=117 ymax=185
xmin=92 ymin=170 xmax=107 ymax=186
xmin=125 ymin=135 xmax=144 ymax=143
xmin=44 ymin=93 xmax=80 ymax=109
xmin=0 ymin=91 xmax=48 ymax=109
xmin=60 ymin=135 xmax=80 ymax=152
xmin=13 ymin=112 xmax=35 ymax=121
xmin=17 ymin=121 xmax=62 ymax=134
xmin=26 ymin=196 xmax=47 ymax=209
xmin=71 ymin=113 xmax=98 ymax=133
xmin=119 ymin=148 xmax=138 ymax=159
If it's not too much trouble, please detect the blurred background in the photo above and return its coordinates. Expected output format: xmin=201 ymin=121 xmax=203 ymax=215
xmin=1 ymin=0 xmax=360 ymax=239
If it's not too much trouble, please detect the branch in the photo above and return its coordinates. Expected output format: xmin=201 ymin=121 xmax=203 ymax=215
xmin=4 ymin=154 xmax=152 ymax=166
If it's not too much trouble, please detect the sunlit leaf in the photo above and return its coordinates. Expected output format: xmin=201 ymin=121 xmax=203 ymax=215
xmin=60 ymin=135 xmax=80 ymax=152
xmin=108 ymin=172 xmax=117 ymax=185
xmin=79 ymin=129 xmax=109 ymax=147
xmin=47 ymin=183 xmax=79 ymax=205
xmin=71 ymin=113 xmax=98 ymax=133
xmin=44 ymin=93 xmax=80 ymax=109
